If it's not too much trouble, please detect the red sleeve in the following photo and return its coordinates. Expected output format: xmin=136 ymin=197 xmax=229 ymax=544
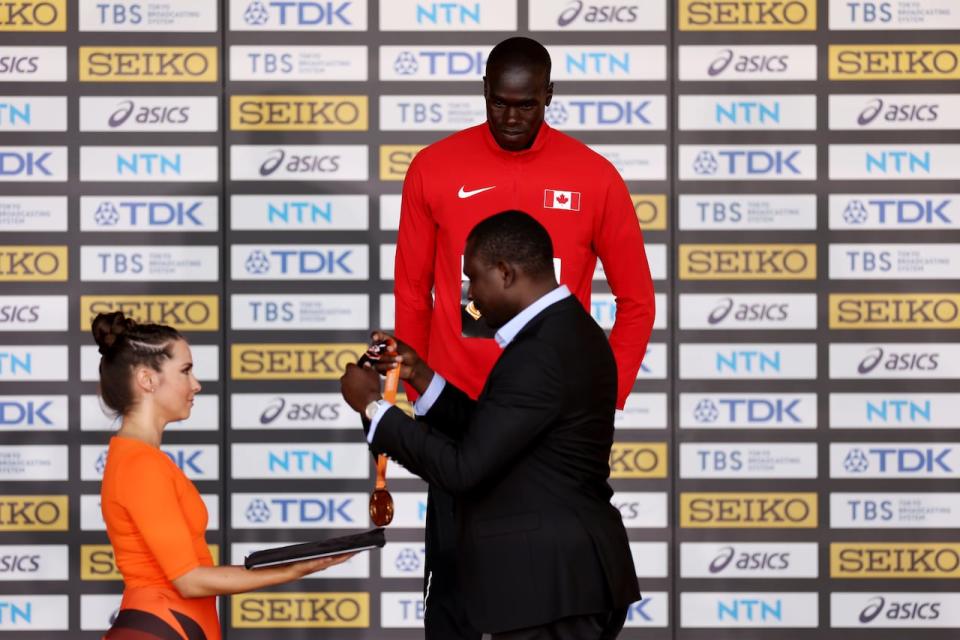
xmin=394 ymin=153 xmax=436 ymax=400
xmin=593 ymin=164 xmax=656 ymax=408
xmin=118 ymin=452 xmax=201 ymax=582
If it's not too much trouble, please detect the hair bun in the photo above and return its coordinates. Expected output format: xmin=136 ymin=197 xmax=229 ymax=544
xmin=92 ymin=311 xmax=136 ymax=356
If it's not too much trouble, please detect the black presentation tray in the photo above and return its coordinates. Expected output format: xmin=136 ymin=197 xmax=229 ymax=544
xmin=243 ymin=528 xmax=386 ymax=569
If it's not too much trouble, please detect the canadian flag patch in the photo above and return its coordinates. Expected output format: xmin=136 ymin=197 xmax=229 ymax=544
xmin=543 ymin=189 xmax=581 ymax=211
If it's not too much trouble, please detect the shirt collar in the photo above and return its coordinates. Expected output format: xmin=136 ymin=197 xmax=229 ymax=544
xmin=482 ymin=120 xmax=552 ymax=157
xmin=494 ymin=285 xmax=571 ymax=349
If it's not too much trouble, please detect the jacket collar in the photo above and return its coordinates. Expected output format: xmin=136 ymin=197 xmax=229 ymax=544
xmin=482 ymin=120 xmax=553 ymax=158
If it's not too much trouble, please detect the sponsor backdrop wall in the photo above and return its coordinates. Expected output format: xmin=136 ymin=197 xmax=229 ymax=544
xmin=0 ymin=0 xmax=958 ymax=637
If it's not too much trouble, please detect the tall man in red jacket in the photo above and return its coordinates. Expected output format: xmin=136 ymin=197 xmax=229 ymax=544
xmin=394 ymin=36 xmax=655 ymax=639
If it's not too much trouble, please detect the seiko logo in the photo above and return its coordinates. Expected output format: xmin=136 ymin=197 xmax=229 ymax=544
xmin=836 ymin=49 xmax=959 ymax=76
xmin=685 ymin=247 xmax=812 ymax=275
xmin=260 ymin=397 xmax=341 ymax=424
xmin=235 ymin=98 xmax=362 ymax=126
xmin=709 ymin=546 xmax=789 ymax=574
xmin=857 ymin=98 xmax=938 ymax=126
xmin=237 ymin=347 xmax=359 ymax=376
xmin=0 ymin=250 xmax=61 ymax=277
xmin=0 ymin=497 xmax=65 ymax=528
xmin=108 ymin=100 xmax=189 ymax=127
xmin=858 ymin=348 xmax=939 ymax=374
xmin=83 ymin=50 xmax=214 ymax=79
xmin=0 ymin=1 xmax=61 ymax=27
xmin=709 ymin=49 xmax=788 ymax=76
xmin=860 ymin=597 xmax=941 ymax=624
xmin=684 ymin=495 xmax=815 ymax=525
xmin=234 ymin=594 xmax=365 ymax=625
xmin=837 ymin=546 xmax=960 ymax=575
xmin=558 ymin=1 xmax=639 ymax=26
xmin=259 ymin=149 xmax=340 ymax=175
xmin=835 ymin=297 xmax=958 ymax=325
xmin=684 ymin=0 xmax=810 ymax=26
xmin=708 ymin=298 xmax=788 ymax=324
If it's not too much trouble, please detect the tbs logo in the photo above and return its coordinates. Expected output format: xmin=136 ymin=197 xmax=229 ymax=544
xmin=242 ymin=0 xmax=354 ymax=27
xmin=845 ymin=498 xmax=894 ymax=522
xmin=845 ymin=2 xmax=892 ymax=24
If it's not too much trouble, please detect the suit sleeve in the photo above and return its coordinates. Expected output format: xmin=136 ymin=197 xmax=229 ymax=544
xmin=592 ymin=163 xmax=656 ymax=408
xmin=416 ymin=380 xmax=477 ymax=442
xmin=117 ymin=453 xmax=200 ymax=581
xmin=394 ymin=154 xmax=435 ymax=402
xmin=372 ymin=339 xmax=564 ymax=494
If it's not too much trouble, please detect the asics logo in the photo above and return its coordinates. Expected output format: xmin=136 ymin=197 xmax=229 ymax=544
xmin=458 ymin=185 xmax=496 ymax=199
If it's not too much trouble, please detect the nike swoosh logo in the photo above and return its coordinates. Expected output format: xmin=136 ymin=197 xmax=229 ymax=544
xmin=458 ymin=185 xmax=496 ymax=199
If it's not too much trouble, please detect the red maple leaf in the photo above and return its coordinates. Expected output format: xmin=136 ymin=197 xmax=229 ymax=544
xmin=556 ymin=193 xmax=568 ymax=204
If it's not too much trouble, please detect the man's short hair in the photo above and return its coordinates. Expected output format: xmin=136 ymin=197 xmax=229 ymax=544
xmin=486 ymin=36 xmax=551 ymax=83
xmin=467 ymin=211 xmax=554 ymax=279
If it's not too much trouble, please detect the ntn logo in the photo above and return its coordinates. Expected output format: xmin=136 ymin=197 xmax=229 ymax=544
xmin=267 ymin=449 xmax=333 ymax=472
xmin=719 ymin=598 xmax=782 ymax=621
xmin=267 ymin=201 xmax=331 ymax=223
xmin=717 ymin=350 xmax=780 ymax=372
xmin=0 ymin=102 xmax=29 ymax=125
xmin=416 ymin=2 xmax=480 ymax=24
xmin=117 ymin=153 xmax=180 ymax=175
xmin=565 ymin=51 xmax=630 ymax=74
xmin=867 ymin=399 xmax=930 ymax=422
xmin=0 ymin=351 xmax=30 ymax=374
xmin=716 ymin=100 xmax=779 ymax=124
xmin=866 ymin=150 xmax=929 ymax=173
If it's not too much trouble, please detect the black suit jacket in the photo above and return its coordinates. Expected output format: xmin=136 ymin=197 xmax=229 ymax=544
xmin=372 ymin=295 xmax=640 ymax=633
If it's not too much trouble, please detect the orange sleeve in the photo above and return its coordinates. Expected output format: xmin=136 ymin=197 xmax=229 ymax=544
xmin=117 ymin=452 xmax=201 ymax=582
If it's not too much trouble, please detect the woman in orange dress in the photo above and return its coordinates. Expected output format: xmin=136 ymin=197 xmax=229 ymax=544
xmin=94 ymin=311 xmax=352 ymax=640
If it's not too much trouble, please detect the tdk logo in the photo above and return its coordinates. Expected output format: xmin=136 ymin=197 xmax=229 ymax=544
xmin=693 ymin=398 xmax=801 ymax=425
xmin=716 ymin=350 xmax=781 ymax=374
xmin=867 ymin=399 xmax=931 ymax=424
xmin=416 ymin=3 xmax=480 ymax=25
xmin=842 ymin=447 xmax=953 ymax=474
xmin=719 ymin=597 xmax=783 ymax=622
xmin=393 ymin=50 xmax=486 ymax=76
xmin=94 ymin=201 xmax=204 ymax=227
xmin=564 ymin=51 xmax=631 ymax=76
xmin=715 ymin=100 xmax=780 ymax=126
xmin=116 ymin=152 xmax=181 ymax=176
xmin=243 ymin=1 xmax=353 ymax=26
xmin=243 ymin=249 xmax=353 ymax=275
xmin=0 ymin=400 xmax=52 ymax=426
xmin=866 ymin=150 xmax=930 ymax=175
xmin=244 ymin=497 xmax=353 ymax=523
xmin=625 ymin=598 xmax=655 ymax=623
xmin=842 ymin=199 xmax=952 ymax=225
xmin=0 ymin=151 xmax=51 ymax=176
xmin=545 ymin=99 xmax=650 ymax=127
xmin=393 ymin=547 xmax=423 ymax=573
xmin=165 ymin=449 xmax=205 ymax=475
xmin=858 ymin=98 xmax=938 ymax=126
xmin=693 ymin=149 xmax=801 ymax=176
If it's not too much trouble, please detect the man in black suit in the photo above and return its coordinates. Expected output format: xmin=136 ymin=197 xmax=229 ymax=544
xmin=341 ymin=211 xmax=639 ymax=639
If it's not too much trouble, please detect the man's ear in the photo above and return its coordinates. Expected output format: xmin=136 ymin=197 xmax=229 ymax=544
xmin=497 ymin=260 xmax=517 ymax=289
xmin=545 ymin=81 xmax=554 ymax=106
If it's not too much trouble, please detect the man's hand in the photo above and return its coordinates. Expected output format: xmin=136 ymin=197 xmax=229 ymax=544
xmin=369 ymin=331 xmax=434 ymax=395
xmin=340 ymin=363 xmax=382 ymax=413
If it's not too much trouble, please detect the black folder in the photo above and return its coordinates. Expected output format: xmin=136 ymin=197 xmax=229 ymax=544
xmin=243 ymin=528 xmax=386 ymax=569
